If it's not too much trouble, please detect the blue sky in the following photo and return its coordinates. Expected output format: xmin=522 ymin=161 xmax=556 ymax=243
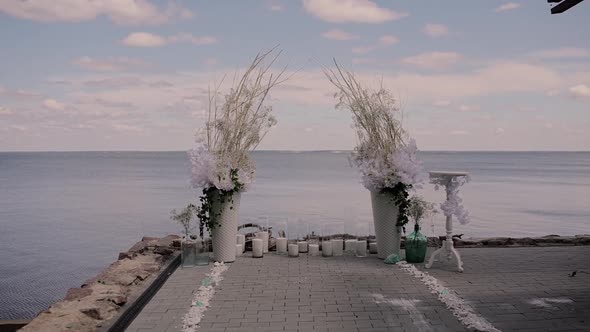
xmin=0 ymin=0 xmax=588 ymax=151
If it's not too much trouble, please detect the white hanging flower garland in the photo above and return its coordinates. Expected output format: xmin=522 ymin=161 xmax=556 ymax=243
xmin=432 ymin=174 xmax=471 ymax=225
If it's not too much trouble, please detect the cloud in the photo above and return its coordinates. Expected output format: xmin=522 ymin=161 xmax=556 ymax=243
xmin=0 ymin=85 xmax=43 ymax=100
xmin=401 ymin=52 xmax=463 ymax=70
xmin=495 ymin=128 xmax=505 ymax=135
xmin=423 ymin=24 xmax=449 ymax=38
xmin=569 ymin=84 xmax=590 ymax=100
xmin=43 ymin=98 xmax=66 ymax=111
xmin=458 ymin=104 xmax=480 ymax=112
xmin=352 ymin=35 xmax=398 ymax=54
xmin=302 ymin=0 xmax=408 ymax=24
xmin=73 ymin=56 xmax=148 ymax=71
xmin=205 ymin=58 xmax=219 ymax=66
xmin=450 ymin=130 xmax=469 ymax=135
xmin=530 ymin=47 xmax=590 ymax=59
xmin=495 ymin=3 xmax=521 ymax=12
xmin=113 ymin=124 xmax=143 ymax=132
xmin=432 ymin=100 xmax=452 ymax=107
xmin=0 ymin=0 xmax=193 ymax=25
xmin=121 ymin=32 xmax=167 ymax=47
xmin=352 ymin=57 xmax=376 ymax=64
xmin=122 ymin=32 xmax=217 ymax=47
xmin=379 ymin=35 xmax=398 ymax=45
xmin=0 ymin=106 xmax=14 ymax=115
xmin=83 ymin=77 xmax=144 ymax=88
xmin=321 ymin=29 xmax=359 ymax=41
xmin=267 ymin=0 xmax=284 ymax=11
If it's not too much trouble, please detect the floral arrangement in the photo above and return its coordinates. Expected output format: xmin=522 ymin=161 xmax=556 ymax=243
xmin=432 ymin=174 xmax=471 ymax=225
xmin=170 ymin=203 xmax=198 ymax=239
xmin=408 ymin=196 xmax=437 ymax=225
xmin=188 ymin=48 xmax=286 ymax=231
xmin=324 ymin=60 xmax=424 ymax=226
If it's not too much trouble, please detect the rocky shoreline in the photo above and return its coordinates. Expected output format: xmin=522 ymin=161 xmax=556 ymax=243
xmin=18 ymin=235 xmax=181 ymax=332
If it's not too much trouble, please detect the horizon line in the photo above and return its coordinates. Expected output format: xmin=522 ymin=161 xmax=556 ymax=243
xmin=1 ymin=149 xmax=589 ymax=153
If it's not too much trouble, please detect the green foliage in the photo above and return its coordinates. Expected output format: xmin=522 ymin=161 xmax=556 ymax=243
xmin=408 ymin=196 xmax=437 ymax=225
xmin=196 ymin=169 xmax=242 ymax=233
xmin=170 ymin=203 xmax=197 ymax=238
xmin=382 ymin=182 xmax=412 ymax=227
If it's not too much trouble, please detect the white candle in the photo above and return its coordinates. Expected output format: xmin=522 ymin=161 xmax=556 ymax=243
xmin=256 ymin=231 xmax=269 ymax=253
xmin=236 ymin=234 xmax=246 ymax=253
xmin=331 ymin=239 xmax=343 ymax=256
xmin=298 ymin=241 xmax=308 ymax=253
xmin=276 ymin=237 xmax=287 ymax=254
xmin=345 ymin=239 xmax=357 ymax=253
xmin=369 ymin=242 xmax=378 ymax=254
xmin=356 ymin=240 xmax=367 ymax=257
xmin=252 ymin=238 xmax=263 ymax=258
xmin=322 ymin=240 xmax=333 ymax=257
xmin=308 ymin=244 xmax=319 ymax=256
xmin=288 ymin=243 xmax=299 ymax=257
xmin=236 ymin=244 xmax=243 ymax=257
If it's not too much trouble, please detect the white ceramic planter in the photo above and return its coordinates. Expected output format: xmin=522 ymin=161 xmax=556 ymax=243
xmin=210 ymin=190 xmax=241 ymax=263
xmin=370 ymin=190 xmax=402 ymax=259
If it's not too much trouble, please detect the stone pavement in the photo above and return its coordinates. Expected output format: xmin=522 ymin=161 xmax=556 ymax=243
xmin=125 ymin=246 xmax=590 ymax=332
xmin=125 ymin=265 xmax=210 ymax=332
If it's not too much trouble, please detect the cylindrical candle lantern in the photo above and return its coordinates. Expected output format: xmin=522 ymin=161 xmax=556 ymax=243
xmin=236 ymin=234 xmax=246 ymax=253
xmin=331 ymin=239 xmax=343 ymax=256
xmin=288 ymin=243 xmax=299 ymax=257
xmin=276 ymin=237 xmax=287 ymax=254
xmin=252 ymin=238 xmax=263 ymax=258
xmin=356 ymin=240 xmax=367 ymax=257
xmin=236 ymin=244 xmax=243 ymax=257
xmin=308 ymin=244 xmax=319 ymax=256
xmin=256 ymin=231 xmax=269 ymax=253
xmin=369 ymin=242 xmax=378 ymax=254
xmin=298 ymin=241 xmax=308 ymax=253
xmin=345 ymin=239 xmax=357 ymax=254
xmin=322 ymin=240 xmax=333 ymax=257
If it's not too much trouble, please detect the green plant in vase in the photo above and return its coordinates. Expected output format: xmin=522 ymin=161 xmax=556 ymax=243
xmin=171 ymin=204 xmax=201 ymax=267
xmin=405 ymin=196 xmax=437 ymax=263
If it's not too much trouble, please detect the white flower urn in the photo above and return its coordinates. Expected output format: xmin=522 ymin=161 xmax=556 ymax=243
xmin=210 ymin=190 xmax=241 ymax=263
xmin=370 ymin=190 xmax=402 ymax=259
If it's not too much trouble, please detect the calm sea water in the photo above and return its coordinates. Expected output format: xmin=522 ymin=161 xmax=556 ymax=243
xmin=1 ymin=151 xmax=589 ymax=319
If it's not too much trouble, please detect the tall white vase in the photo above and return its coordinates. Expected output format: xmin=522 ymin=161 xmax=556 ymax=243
xmin=370 ymin=190 xmax=402 ymax=259
xmin=210 ymin=190 xmax=241 ymax=263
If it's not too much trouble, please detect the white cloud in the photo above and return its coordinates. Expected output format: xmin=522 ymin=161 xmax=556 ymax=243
xmin=122 ymin=32 xmax=217 ymax=47
xmin=401 ymin=52 xmax=463 ymax=70
xmin=352 ymin=35 xmax=398 ymax=54
xmin=495 ymin=3 xmax=521 ymax=12
xmin=302 ymin=0 xmax=408 ymax=24
xmin=531 ymin=47 xmax=590 ymax=59
xmin=352 ymin=57 xmax=376 ymax=64
xmin=458 ymin=104 xmax=480 ymax=112
xmin=432 ymin=100 xmax=452 ymax=107
xmin=0 ymin=0 xmax=192 ymax=25
xmin=268 ymin=0 xmax=284 ymax=11
xmin=43 ymin=98 xmax=66 ymax=111
xmin=73 ymin=56 xmax=148 ymax=71
xmin=9 ymin=125 xmax=27 ymax=132
xmin=0 ymin=106 xmax=13 ymax=115
xmin=122 ymin=32 xmax=167 ymax=47
xmin=205 ymin=58 xmax=219 ymax=66
xmin=113 ymin=124 xmax=143 ymax=132
xmin=167 ymin=33 xmax=217 ymax=45
xmin=450 ymin=130 xmax=469 ymax=135
xmin=379 ymin=35 xmax=398 ymax=46
xmin=495 ymin=128 xmax=505 ymax=135
xmin=423 ymin=24 xmax=449 ymax=38
xmin=569 ymin=84 xmax=590 ymax=100
xmin=322 ymin=29 xmax=359 ymax=41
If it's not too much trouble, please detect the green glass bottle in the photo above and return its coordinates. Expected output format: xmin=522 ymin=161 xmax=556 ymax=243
xmin=405 ymin=223 xmax=428 ymax=263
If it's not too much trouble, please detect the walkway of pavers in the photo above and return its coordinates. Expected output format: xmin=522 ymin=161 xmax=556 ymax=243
xmin=125 ymin=246 xmax=590 ymax=332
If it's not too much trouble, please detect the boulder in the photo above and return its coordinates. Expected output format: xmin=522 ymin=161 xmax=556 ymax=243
xmin=156 ymin=234 xmax=180 ymax=249
xmin=80 ymin=307 xmax=102 ymax=320
xmin=64 ymin=288 xmax=92 ymax=302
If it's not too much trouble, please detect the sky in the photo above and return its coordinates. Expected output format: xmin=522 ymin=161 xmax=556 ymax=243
xmin=0 ymin=0 xmax=588 ymax=152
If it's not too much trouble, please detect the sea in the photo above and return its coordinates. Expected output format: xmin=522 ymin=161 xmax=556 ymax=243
xmin=0 ymin=151 xmax=589 ymax=319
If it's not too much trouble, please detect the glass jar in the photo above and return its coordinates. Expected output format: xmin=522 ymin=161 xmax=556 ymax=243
xmin=405 ymin=223 xmax=428 ymax=263
xmin=195 ymin=236 xmax=210 ymax=266
xmin=181 ymin=238 xmax=197 ymax=268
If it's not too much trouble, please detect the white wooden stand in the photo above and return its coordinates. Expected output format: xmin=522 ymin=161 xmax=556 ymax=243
xmin=425 ymin=171 xmax=469 ymax=272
